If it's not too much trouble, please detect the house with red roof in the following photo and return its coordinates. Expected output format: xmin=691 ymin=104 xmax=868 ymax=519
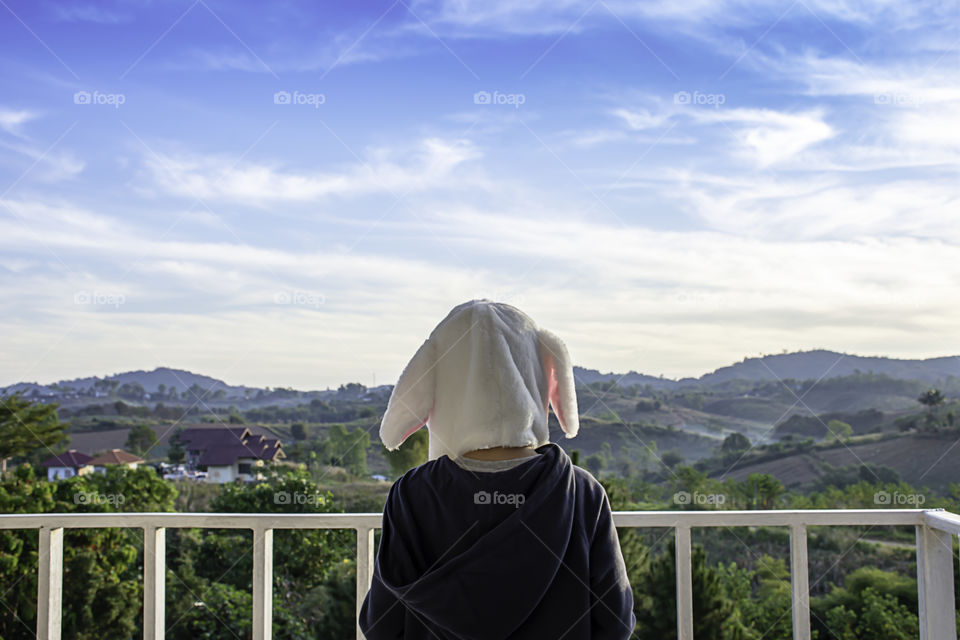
xmin=88 ymin=449 xmax=145 ymax=473
xmin=179 ymin=426 xmax=284 ymax=483
xmin=40 ymin=450 xmax=94 ymax=481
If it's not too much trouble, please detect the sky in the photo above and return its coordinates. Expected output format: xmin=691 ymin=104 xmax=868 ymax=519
xmin=0 ymin=0 xmax=958 ymax=390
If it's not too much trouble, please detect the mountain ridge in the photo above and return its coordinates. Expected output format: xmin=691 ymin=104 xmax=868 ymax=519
xmin=3 ymin=349 xmax=957 ymax=398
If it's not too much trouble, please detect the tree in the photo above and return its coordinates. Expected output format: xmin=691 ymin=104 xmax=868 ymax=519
xmin=584 ymin=453 xmax=606 ymax=477
xmin=737 ymin=473 xmax=784 ymax=510
xmin=383 ymin=428 xmax=429 ymax=477
xmin=125 ymin=423 xmax=157 ymax=456
xmin=172 ymin=466 xmax=355 ymax=639
xmin=117 ymin=382 xmax=145 ymax=401
xmin=630 ymin=538 xmax=731 ymax=640
xmin=660 ymin=450 xmax=684 ymax=469
xmin=917 ymin=388 xmax=945 ymax=412
xmin=0 ymin=393 xmax=66 ymax=473
xmin=291 ymin=422 xmax=307 ymax=441
xmin=167 ymin=428 xmax=185 ymax=464
xmin=327 ymin=424 xmax=370 ymax=476
xmin=0 ymin=464 xmax=176 ymax=639
xmin=720 ymin=432 xmax=751 ymax=454
xmin=826 ymin=419 xmax=853 ymax=441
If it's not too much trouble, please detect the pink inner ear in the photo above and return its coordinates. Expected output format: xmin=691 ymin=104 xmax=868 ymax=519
xmin=546 ymin=358 xmax=567 ymax=431
xmin=400 ymin=407 xmax=432 ymax=444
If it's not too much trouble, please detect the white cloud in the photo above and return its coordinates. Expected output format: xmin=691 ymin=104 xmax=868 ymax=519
xmin=142 ymin=137 xmax=480 ymax=202
xmin=707 ymin=108 xmax=835 ymax=166
xmin=615 ymin=104 xmax=835 ymax=166
xmin=0 ymin=109 xmax=85 ymax=182
xmin=0 ymin=109 xmax=37 ymax=137
xmin=1 ymin=193 xmax=957 ymax=387
xmin=51 ymin=3 xmax=133 ymax=24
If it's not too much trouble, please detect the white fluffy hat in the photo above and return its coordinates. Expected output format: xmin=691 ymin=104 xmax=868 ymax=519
xmin=379 ymin=299 xmax=579 ymax=460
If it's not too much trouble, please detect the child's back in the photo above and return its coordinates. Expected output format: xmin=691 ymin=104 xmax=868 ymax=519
xmin=359 ymin=443 xmax=635 ymax=639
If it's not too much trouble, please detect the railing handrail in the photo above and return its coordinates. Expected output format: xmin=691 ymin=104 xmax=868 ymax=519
xmin=2 ymin=508 xmax=956 ymax=640
xmin=0 ymin=507 xmax=941 ymax=529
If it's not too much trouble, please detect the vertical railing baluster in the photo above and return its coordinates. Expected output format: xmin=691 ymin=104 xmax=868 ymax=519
xmin=675 ymin=525 xmax=693 ymax=640
xmin=916 ymin=524 xmax=958 ymax=640
xmin=37 ymin=526 xmax=63 ymax=640
xmin=789 ymin=524 xmax=811 ymax=640
xmin=356 ymin=527 xmax=375 ymax=640
xmin=143 ymin=526 xmax=166 ymax=640
xmin=253 ymin=527 xmax=274 ymax=640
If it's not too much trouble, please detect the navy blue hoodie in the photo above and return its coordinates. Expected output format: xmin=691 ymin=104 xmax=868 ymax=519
xmin=359 ymin=443 xmax=636 ymax=639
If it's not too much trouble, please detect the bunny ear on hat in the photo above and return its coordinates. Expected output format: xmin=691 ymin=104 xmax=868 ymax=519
xmin=380 ymin=336 xmax=436 ymax=451
xmin=537 ymin=327 xmax=579 ymax=438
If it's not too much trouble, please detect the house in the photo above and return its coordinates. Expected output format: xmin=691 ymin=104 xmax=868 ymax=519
xmin=88 ymin=449 xmax=145 ymax=473
xmin=40 ymin=450 xmax=94 ymax=481
xmin=179 ymin=427 xmax=284 ymax=483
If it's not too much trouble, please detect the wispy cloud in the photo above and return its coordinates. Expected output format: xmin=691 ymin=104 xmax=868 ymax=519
xmin=49 ymin=3 xmax=134 ymax=24
xmin=141 ymin=137 xmax=480 ymax=203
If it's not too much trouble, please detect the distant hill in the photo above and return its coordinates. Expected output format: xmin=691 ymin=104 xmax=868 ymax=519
xmin=5 ymin=349 xmax=958 ymax=399
xmin=576 ymin=349 xmax=960 ymax=389
xmin=698 ymin=350 xmax=960 ymax=386
xmin=717 ymin=433 xmax=960 ymax=492
xmin=572 ymin=367 xmax=667 ymax=388
xmin=62 ymin=367 xmax=251 ymax=395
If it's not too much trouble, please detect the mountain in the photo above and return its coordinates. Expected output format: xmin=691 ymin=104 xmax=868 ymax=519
xmin=4 ymin=349 xmax=958 ymax=401
xmin=576 ymin=350 xmax=960 ymax=389
xmin=699 ymin=350 xmax=960 ymax=386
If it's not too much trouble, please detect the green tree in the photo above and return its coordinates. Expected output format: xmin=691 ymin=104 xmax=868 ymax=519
xmin=0 ymin=465 xmax=176 ymax=640
xmin=0 ymin=393 xmax=66 ymax=473
xmin=383 ymin=428 xmax=428 ymax=477
xmin=720 ymin=432 xmax=751 ymax=454
xmin=585 ymin=453 xmax=606 ymax=477
xmin=827 ymin=419 xmax=853 ymax=441
xmin=291 ymin=422 xmax=307 ymax=441
xmin=167 ymin=466 xmax=355 ymax=639
xmin=917 ymin=388 xmax=945 ymax=412
xmin=327 ymin=424 xmax=370 ymax=476
xmin=125 ymin=423 xmax=157 ymax=456
xmin=736 ymin=473 xmax=784 ymax=510
xmin=167 ymin=428 xmax=185 ymax=464
xmin=630 ymin=538 xmax=730 ymax=640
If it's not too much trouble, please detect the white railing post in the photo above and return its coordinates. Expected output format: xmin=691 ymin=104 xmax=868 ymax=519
xmin=356 ymin=527 xmax=375 ymax=640
xmin=789 ymin=524 xmax=811 ymax=640
xmin=675 ymin=525 xmax=693 ymax=640
xmin=916 ymin=523 xmax=958 ymax=640
xmin=37 ymin=526 xmax=63 ymax=640
xmin=253 ymin=527 xmax=274 ymax=640
xmin=143 ymin=526 xmax=165 ymax=640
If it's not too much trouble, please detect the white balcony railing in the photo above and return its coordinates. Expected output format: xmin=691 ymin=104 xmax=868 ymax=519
xmin=1 ymin=509 xmax=957 ymax=640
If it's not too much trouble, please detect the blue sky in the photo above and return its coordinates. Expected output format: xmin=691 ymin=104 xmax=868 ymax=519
xmin=1 ymin=0 xmax=957 ymax=390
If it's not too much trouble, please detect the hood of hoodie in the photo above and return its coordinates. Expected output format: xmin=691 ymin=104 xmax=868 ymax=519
xmin=374 ymin=443 xmax=576 ymax=640
xmin=378 ymin=299 xmax=580 ymax=460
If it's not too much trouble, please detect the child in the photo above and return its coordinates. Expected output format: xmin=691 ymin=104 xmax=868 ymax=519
xmin=359 ymin=299 xmax=636 ymax=639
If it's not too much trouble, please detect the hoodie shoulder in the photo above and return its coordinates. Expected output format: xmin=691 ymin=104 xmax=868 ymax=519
xmin=572 ymin=464 xmax=607 ymax=500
